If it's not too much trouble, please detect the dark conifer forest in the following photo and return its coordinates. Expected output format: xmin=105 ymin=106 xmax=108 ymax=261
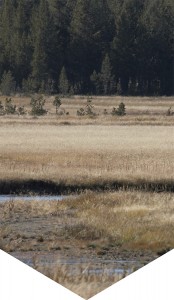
xmin=0 ymin=0 xmax=173 ymax=95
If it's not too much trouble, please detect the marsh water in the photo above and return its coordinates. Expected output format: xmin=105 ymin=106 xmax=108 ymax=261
xmin=13 ymin=252 xmax=145 ymax=277
xmin=0 ymin=194 xmax=66 ymax=202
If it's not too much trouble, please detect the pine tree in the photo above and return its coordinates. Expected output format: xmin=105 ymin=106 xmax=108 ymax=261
xmin=0 ymin=70 xmax=16 ymax=95
xmin=0 ymin=0 xmax=173 ymax=96
xmin=59 ymin=66 xmax=69 ymax=95
xmin=0 ymin=0 xmax=14 ymax=69
xmin=100 ymin=54 xmax=115 ymax=95
xmin=31 ymin=0 xmax=55 ymax=91
xmin=53 ymin=95 xmax=61 ymax=114
xmin=90 ymin=70 xmax=102 ymax=95
xmin=13 ymin=0 xmax=30 ymax=86
xmin=142 ymin=0 xmax=174 ymax=95
xmin=111 ymin=0 xmax=145 ymax=94
xmin=49 ymin=0 xmax=72 ymax=84
xmin=69 ymin=0 xmax=114 ymax=93
xmin=69 ymin=0 xmax=91 ymax=90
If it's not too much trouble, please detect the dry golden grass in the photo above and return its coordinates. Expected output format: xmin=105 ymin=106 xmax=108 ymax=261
xmin=0 ymin=124 xmax=173 ymax=185
xmin=59 ymin=191 xmax=174 ymax=250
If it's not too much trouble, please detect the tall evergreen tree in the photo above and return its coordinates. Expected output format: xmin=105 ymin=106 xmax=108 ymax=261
xmin=100 ymin=54 xmax=115 ymax=94
xmin=13 ymin=0 xmax=31 ymax=86
xmin=31 ymin=0 xmax=55 ymax=91
xmin=111 ymin=0 xmax=145 ymax=94
xmin=59 ymin=66 xmax=69 ymax=94
xmin=69 ymin=0 xmax=114 ymax=93
xmin=0 ymin=0 xmax=173 ymax=95
xmin=49 ymin=0 xmax=72 ymax=80
xmin=142 ymin=0 xmax=174 ymax=95
xmin=0 ymin=0 xmax=14 ymax=70
xmin=0 ymin=70 xmax=16 ymax=95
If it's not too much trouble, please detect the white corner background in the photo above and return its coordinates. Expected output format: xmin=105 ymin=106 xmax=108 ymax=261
xmin=0 ymin=249 xmax=174 ymax=300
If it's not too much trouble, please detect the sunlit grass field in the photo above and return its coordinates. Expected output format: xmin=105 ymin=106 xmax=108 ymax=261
xmin=0 ymin=124 xmax=173 ymax=185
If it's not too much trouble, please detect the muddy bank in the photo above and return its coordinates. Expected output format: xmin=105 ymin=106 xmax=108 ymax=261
xmin=0 ymin=178 xmax=174 ymax=195
xmin=0 ymin=188 xmax=172 ymax=298
xmin=0 ymin=198 xmax=167 ymax=262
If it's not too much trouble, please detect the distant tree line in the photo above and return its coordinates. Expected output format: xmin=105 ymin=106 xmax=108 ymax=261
xmin=0 ymin=0 xmax=173 ymax=96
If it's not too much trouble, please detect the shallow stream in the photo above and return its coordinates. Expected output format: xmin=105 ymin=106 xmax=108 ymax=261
xmin=0 ymin=194 xmax=66 ymax=202
xmin=13 ymin=252 xmax=146 ymax=276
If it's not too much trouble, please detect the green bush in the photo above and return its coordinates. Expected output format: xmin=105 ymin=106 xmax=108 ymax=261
xmin=53 ymin=96 xmax=61 ymax=114
xmin=166 ymin=107 xmax=174 ymax=116
xmin=17 ymin=106 xmax=26 ymax=115
xmin=112 ymin=102 xmax=126 ymax=116
xmin=77 ymin=107 xmax=85 ymax=116
xmin=0 ymin=101 xmax=4 ymax=115
xmin=30 ymin=95 xmax=47 ymax=116
xmin=4 ymin=98 xmax=16 ymax=114
xmin=77 ymin=98 xmax=96 ymax=116
xmin=117 ymin=102 xmax=126 ymax=115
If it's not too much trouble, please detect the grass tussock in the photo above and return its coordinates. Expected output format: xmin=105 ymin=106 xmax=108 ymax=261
xmin=60 ymin=191 xmax=174 ymax=251
xmin=35 ymin=262 xmax=125 ymax=299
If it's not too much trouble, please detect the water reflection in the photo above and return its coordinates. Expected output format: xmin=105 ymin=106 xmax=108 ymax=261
xmin=13 ymin=252 xmax=145 ymax=276
xmin=0 ymin=195 xmax=66 ymax=202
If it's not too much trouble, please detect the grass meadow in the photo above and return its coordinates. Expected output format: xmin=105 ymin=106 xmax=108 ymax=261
xmin=0 ymin=95 xmax=174 ymax=126
xmin=0 ymin=123 xmax=173 ymax=185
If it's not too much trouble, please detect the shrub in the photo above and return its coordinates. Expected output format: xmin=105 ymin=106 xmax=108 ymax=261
xmin=112 ymin=102 xmax=126 ymax=116
xmin=0 ymin=101 xmax=4 ymax=115
xmin=17 ymin=106 xmax=26 ymax=115
xmin=30 ymin=95 xmax=47 ymax=116
xmin=4 ymin=98 xmax=16 ymax=114
xmin=77 ymin=98 xmax=96 ymax=116
xmin=117 ymin=102 xmax=126 ymax=115
xmin=166 ymin=107 xmax=174 ymax=116
xmin=77 ymin=107 xmax=85 ymax=116
xmin=111 ymin=107 xmax=117 ymax=116
xmin=86 ymin=98 xmax=96 ymax=116
xmin=53 ymin=96 xmax=61 ymax=114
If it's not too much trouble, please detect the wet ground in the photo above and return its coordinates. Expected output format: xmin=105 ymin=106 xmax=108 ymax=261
xmin=0 ymin=194 xmax=159 ymax=286
xmin=0 ymin=194 xmax=66 ymax=202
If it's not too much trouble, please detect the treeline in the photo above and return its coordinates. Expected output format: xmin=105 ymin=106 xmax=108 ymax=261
xmin=0 ymin=0 xmax=173 ymax=96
